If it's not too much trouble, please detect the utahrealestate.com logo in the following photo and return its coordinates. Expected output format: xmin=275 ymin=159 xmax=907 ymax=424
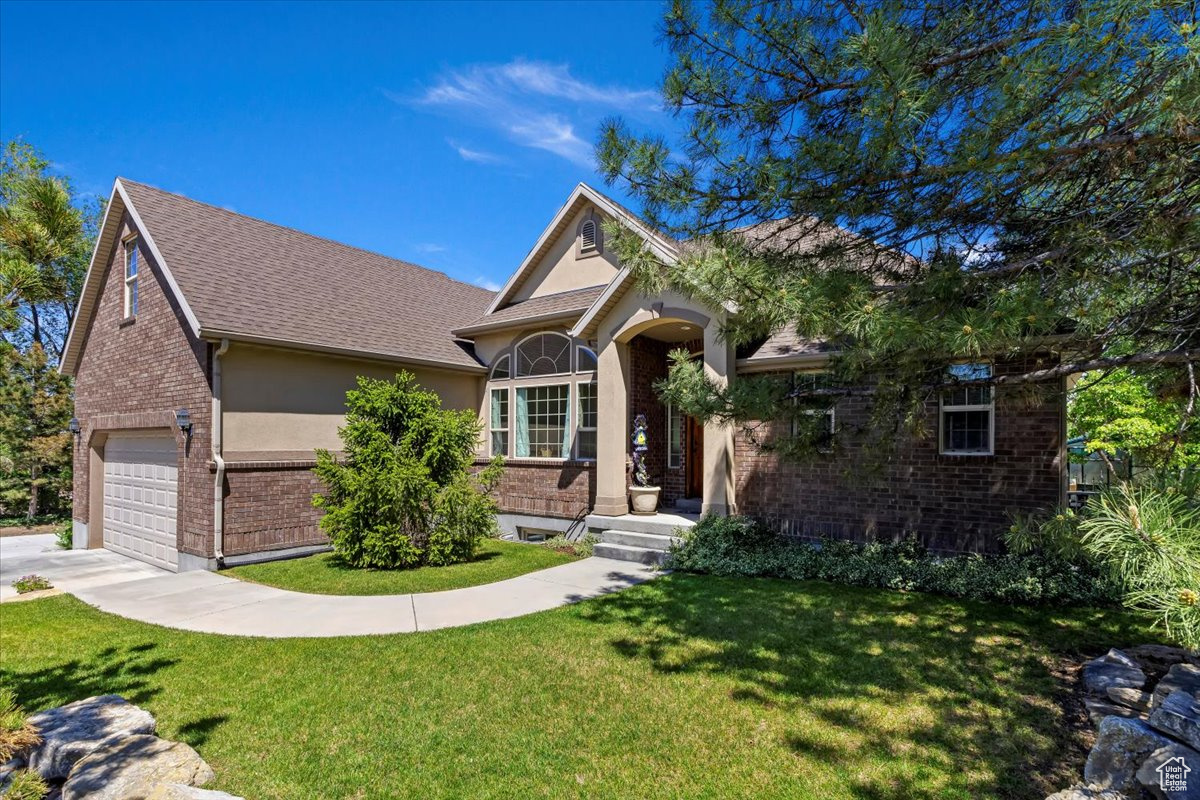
xmin=1156 ymin=754 xmax=1191 ymax=793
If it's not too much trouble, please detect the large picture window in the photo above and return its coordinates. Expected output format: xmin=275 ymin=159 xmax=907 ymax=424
xmin=489 ymin=332 xmax=597 ymax=460
xmin=516 ymin=385 xmax=571 ymax=458
xmin=940 ymin=363 xmax=994 ymax=455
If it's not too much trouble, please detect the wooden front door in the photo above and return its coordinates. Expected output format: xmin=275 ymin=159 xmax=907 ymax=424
xmin=685 ymin=415 xmax=704 ymax=498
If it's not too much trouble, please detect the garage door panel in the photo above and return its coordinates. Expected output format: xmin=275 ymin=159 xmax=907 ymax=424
xmin=103 ymin=434 xmax=179 ymax=571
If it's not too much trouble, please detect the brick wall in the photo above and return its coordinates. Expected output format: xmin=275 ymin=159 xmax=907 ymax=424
xmin=221 ymin=461 xmax=328 ymax=555
xmin=485 ymin=460 xmax=594 ymax=519
xmin=73 ymin=214 xmax=215 ymax=559
xmin=734 ymin=357 xmax=1065 ymax=553
xmin=629 ymin=335 xmax=699 ymax=505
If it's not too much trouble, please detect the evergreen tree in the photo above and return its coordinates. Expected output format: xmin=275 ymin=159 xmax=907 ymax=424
xmin=0 ymin=344 xmax=73 ymax=518
xmin=598 ymin=0 xmax=1199 ymax=450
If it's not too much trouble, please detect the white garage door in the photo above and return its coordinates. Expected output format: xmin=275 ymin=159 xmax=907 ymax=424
xmin=103 ymin=434 xmax=179 ymax=571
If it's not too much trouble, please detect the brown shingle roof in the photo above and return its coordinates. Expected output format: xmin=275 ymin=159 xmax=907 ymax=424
xmin=454 ymin=285 xmax=606 ymax=335
xmin=740 ymin=328 xmax=835 ymax=365
xmin=118 ymin=180 xmax=493 ymax=370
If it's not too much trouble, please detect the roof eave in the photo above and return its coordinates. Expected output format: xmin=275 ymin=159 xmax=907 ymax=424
xmin=199 ymin=328 xmax=488 ymax=374
xmin=452 ymin=309 xmax=591 ymax=338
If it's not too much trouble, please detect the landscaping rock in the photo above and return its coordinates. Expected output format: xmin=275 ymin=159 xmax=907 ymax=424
xmin=1135 ymin=742 xmax=1200 ymax=800
xmin=1085 ymin=716 xmax=1177 ymax=795
xmin=62 ymin=735 xmax=214 ymax=800
xmin=1155 ymin=665 xmax=1200 ymax=708
xmin=1084 ymin=656 xmax=1147 ymax=697
xmin=1108 ymin=687 xmax=1155 ymax=713
xmin=148 ymin=784 xmax=246 ymax=800
xmin=1149 ymin=690 xmax=1200 ymax=751
xmin=1045 ymin=783 xmax=1127 ymax=799
xmin=26 ymin=695 xmax=156 ymax=780
xmin=1087 ymin=697 xmax=1144 ymax=727
xmin=1128 ymin=645 xmax=1200 ymax=673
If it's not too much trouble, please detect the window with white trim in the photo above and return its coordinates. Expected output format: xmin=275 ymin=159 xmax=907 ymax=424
xmin=490 ymin=388 xmax=509 ymax=456
xmin=792 ymin=372 xmax=835 ymax=450
xmin=123 ymin=235 xmax=139 ymax=318
xmin=490 ymin=354 xmax=511 ymax=380
xmin=940 ymin=363 xmax=994 ymax=455
xmin=517 ymin=384 xmax=571 ymax=458
xmin=667 ymin=403 xmax=683 ymax=468
xmin=576 ymin=381 xmax=597 ymax=459
xmin=576 ymin=346 xmax=598 ymax=373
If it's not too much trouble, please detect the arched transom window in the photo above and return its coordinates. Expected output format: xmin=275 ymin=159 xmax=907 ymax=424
xmin=488 ymin=332 xmax=598 ymax=460
xmin=515 ymin=332 xmax=572 ymax=377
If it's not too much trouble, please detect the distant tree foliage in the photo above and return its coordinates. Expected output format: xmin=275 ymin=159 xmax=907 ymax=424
xmin=0 ymin=140 xmax=98 ymax=519
xmin=597 ymin=0 xmax=1199 ymax=454
xmin=1070 ymin=368 xmax=1200 ymax=471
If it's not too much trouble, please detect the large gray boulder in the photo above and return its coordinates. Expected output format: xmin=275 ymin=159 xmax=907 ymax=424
xmin=1155 ymin=665 xmax=1200 ymax=708
xmin=1108 ymin=687 xmax=1154 ymax=713
xmin=26 ymin=695 xmax=156 ymax=780
xmin=1085 ymin=716 xmax=1177 ymax=795
xmin=1149 ymin=690 xmax=1200 ymax=751
xmin=62 ymin=735 xmax=215 ymax=800
xmin=1135 ymin=742 xmax=1200 ymax=800
xmin=1086 ymin=697 xmax=1144 ymax=727
xmin=1045 ymin=783 xmax=1127 ymax=799
xmin=1085 ymin=651 xmax=1147 ymax=697
xmin=147 ymin=784 xmax=246 ymax=800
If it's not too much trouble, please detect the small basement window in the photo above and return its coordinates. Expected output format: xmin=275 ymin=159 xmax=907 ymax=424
xmin=123 ymin=235 xmax=139 ymax=318
xmin=940 ymin=363 xmax=994 ymax=455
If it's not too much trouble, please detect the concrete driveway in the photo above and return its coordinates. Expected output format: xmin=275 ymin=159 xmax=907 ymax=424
xmin=0 ymin=534 xmax=168 ymax=602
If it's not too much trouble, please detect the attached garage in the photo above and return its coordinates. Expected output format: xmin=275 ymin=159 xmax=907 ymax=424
xmin=102 ymin=434 xmax=179 ymax=571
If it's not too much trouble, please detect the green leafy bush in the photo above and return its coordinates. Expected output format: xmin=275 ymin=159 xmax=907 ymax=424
xmin=55 ymin=520 xmax=72 ymax=550
xmin=670 ymin=515 xmax=1120 ymax=607
xmin=313 ymin=372 xmax=503 ymax=569
xmin=542 ymin=533 xmax=597 ymax=558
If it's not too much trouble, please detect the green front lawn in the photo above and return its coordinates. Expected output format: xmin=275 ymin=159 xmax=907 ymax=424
xmin=224 ymin=538 xmax=580 ymax=595
xmin=0 ymin=575 xmax=1151 ymax=799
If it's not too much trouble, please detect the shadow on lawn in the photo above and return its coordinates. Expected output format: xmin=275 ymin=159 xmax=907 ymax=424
xmin=576 ymin=573 xmax=1145 ymax=800
xmin=0 ymin=641 xmax=175 ymax=711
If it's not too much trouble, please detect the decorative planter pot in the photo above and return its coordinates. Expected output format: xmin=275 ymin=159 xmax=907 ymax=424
xmin=629 ymin=486 xmax=661 ymax=515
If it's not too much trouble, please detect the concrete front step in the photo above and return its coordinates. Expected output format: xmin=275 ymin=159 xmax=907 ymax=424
xmin=585 ymin=512 xmax=698 ymax=538
xmin=593 ymin=542 xmax=670 ymax=566
xmin=601 ymin=529 xmax=681 ymax=552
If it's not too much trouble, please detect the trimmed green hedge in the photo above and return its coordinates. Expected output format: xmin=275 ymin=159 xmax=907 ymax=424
xmin=669 ymin=515 xmax=1121 ymax=606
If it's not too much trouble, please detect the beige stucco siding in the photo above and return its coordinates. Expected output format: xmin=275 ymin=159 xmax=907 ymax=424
xmin=222 ymin=344 xmax=483 ymax=452
xmin=512 ymin=205 xmax=621 ymax=302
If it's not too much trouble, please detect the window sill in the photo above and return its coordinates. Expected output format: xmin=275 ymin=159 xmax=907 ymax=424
xmin=119 ymin=316 xmax=136 ymax=327
xmin=939 ymin=450 xmax=994 ymax=457
xmin=476 ymin=457 xmax=596 ymax=467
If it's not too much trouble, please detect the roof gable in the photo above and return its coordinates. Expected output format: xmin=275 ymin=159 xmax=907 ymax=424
xmin=63 ymin=179 xmax=494 ymax=375
xmin=482 ymin=183 xmax=679 ymax=317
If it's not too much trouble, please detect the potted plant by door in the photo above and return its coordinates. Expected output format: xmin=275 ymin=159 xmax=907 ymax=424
xmin=629 ymin=413 xmax=661 ymax=514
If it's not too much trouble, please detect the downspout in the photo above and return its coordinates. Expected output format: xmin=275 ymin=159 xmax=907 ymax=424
xmin=212 ymin=338 xmax=230 ymax=568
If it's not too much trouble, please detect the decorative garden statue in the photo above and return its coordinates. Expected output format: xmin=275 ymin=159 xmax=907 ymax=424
xmin=628 ymin=413 xmax=661 ymax=514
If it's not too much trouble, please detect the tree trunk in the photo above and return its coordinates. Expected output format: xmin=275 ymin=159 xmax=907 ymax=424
xmin=27 ymin=462 xmax=40 ymax=519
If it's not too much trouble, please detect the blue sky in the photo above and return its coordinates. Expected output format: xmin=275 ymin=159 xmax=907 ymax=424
xmin=0 ymin=0 xmax=674 ymax=291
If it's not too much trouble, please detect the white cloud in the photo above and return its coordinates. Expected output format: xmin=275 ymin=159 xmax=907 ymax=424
xmin=448 ymin=140 xmax=504 ymax=165
xmin=395 ymin=58 xmax=659 ymax=167
xmin=473 ymin=276 xmax=501 ymax=292
xmin=416 ymin=242 xmax=448 ymax=254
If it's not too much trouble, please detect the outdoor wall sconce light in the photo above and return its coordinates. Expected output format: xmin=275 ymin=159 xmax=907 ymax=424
xmin=175 ymin=408 xmax=192 ymax=435
xmin=68 ymin=417 xmax=80 ymax=437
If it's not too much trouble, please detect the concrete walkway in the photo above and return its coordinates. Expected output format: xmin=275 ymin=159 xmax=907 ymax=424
xmin=1 ymin=535 xmax=659 ymax=637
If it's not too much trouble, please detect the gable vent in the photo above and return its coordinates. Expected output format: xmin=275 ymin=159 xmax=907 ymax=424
xmin=580 ymin=220 xmax=597 ymax=251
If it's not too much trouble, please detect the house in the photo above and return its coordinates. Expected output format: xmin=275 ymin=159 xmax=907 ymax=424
xmin=61 ymin=179 xmax=1066 ymax=571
